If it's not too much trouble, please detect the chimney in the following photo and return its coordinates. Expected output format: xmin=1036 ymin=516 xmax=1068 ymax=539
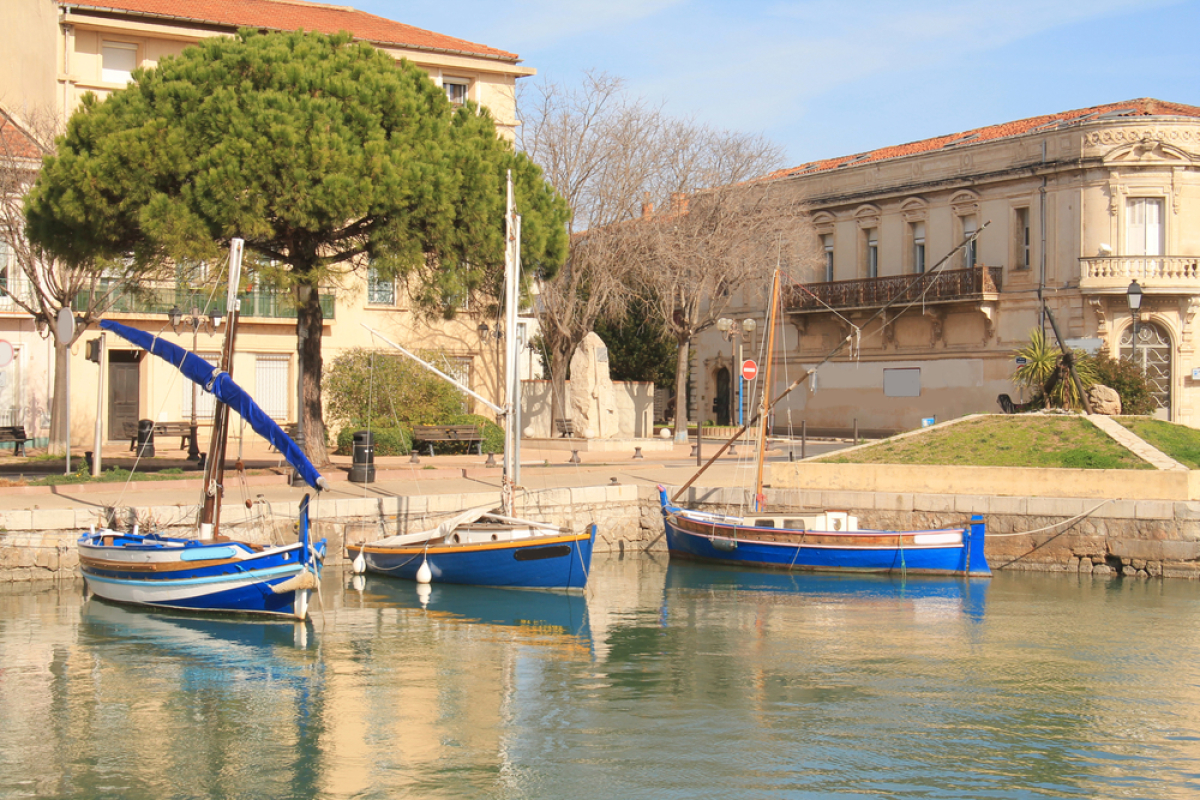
xmin=670 ymin=192 xmax=688 ymax=214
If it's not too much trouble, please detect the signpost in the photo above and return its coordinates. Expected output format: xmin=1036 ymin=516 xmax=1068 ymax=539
xmin=741 ymin=360 xmax=758 ymax=382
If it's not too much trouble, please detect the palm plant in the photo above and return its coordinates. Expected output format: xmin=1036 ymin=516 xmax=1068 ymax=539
xmin=1012 ymin=328 xmax=1098 ymax=411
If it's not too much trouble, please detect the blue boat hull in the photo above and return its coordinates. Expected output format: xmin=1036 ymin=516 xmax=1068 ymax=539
xmin=79 ymin=537 xmax=327 ymax=618
xmin=661 ymin=490 xmax=989 ymax=577
xmin=352 ymin=525 xmax=597 ymax=591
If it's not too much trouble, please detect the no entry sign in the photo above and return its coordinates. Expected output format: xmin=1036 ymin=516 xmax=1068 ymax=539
xmin=741 ymin=359 xmax=758 ymax=381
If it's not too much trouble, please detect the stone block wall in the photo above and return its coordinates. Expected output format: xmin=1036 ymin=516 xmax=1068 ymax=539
xmin=5 ymin=482 xmax=1200 ymax=582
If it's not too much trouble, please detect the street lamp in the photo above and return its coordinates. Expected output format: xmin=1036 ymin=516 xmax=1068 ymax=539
xmin=1126 ymin=280 xmax=1143 ymax=372
xmin=169 ymin=306 xmax=219 ymax=461
xmin=717 ymin=317 xmax=757 ymax=426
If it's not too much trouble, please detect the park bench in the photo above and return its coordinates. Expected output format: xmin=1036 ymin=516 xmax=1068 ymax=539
xmin=121 ymin=421 xmax=202 ymax=452
xmin=0 ymin=425 xmax=29 ymax=456
xmin=555 ymin=418 xmax=576 ymax=438
xmin=411 ymin=424 xmax=483 ymax=456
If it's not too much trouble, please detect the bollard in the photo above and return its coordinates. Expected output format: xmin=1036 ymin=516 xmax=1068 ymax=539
xmin=633 ymin=446 xmax=643 ymax=459
xmin=349 ymin=430 xmax=376 ymax=483
xmin=136 ymin=419 xmax=155 ymax=458
xmin=485 ymin=451 xmax=496 ymax=467
xmin=409 ymin=450 xmax=420 ymax=465
xmin=569 ymin=450 xmax=581 ymax=464
xmin=729 ymin=443 xmax=738 ymax=456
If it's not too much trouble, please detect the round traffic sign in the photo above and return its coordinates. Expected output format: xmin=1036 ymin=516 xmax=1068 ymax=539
xmin=741 ymin=359 xmax=758 ymax=381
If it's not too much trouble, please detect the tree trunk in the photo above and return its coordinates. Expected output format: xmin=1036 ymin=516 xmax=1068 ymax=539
xmin=549 ymin=342 xmax=571 ymax=432
xmin=48 ymin=341 xmax=70 ymax=455
xmin=672 ymin=336 xmax=691 ymax=443
xmin=297 ymin=286 xmax=329 ymax=467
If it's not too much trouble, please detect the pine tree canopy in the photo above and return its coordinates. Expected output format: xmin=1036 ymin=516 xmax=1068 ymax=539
xmin=24 ymin=28 xmax=568 ymax=306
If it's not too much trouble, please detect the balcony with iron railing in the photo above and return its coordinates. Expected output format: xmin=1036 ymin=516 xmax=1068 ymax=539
xmin=784 ymin=265 xmax=1003 ymax=314
xmin=71 ymin=286 xmax=336 ymax=320
xmin=1079 ymin=256 xmax=1200 ymax=293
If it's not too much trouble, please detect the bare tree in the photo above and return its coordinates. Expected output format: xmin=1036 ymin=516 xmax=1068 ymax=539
xmin=0 ymin=105 xmax=152 ymax=453
xmin=627 ymin=182 xmax=815 ymax=441
xmin=518 ymin=71 xmax=791 ymax=427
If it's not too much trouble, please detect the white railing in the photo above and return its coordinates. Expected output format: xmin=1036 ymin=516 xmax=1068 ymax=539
xmin=1080 ymin=256 xmax=1200 ymax=286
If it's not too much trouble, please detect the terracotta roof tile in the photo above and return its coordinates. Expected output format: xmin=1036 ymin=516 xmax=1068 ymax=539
xmin=61 ymin=0 xmax=520 ymax=61
xmin=0 ymin=108 xmax=45 ymax=162
xmin=765 ymin=98 xmax=1200 ymax=182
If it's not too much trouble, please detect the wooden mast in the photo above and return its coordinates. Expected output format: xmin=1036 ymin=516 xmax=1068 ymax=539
xmin=501 ymin=171 xmax=518 ymax=517
xmin=752 ymin=269 xmax=781 ymax=511
xmin=198 ymin=239 xmax=244 ymax=541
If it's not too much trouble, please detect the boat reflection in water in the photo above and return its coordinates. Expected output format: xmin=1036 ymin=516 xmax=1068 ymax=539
xmin=345 ymin=573 xmax=592 ymax=649
xmin=663 ymin=559 xmax=989 ymax=621
xmin=82 ymin=596 xmax=318 ymax=655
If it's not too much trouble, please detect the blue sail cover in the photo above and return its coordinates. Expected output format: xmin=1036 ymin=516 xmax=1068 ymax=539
xmin=100 ymin=319 xmax=325 ymax=491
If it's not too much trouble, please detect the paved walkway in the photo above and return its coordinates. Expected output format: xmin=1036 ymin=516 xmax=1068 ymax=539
xmin=1087 ymin=415 xmax=1189 ymax=470
xmin=0 ymin=437 xmax=850 ymax=515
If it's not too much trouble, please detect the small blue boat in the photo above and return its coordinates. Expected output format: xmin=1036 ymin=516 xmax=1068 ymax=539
xmin=348 ymin=518 xmax=597 ymax=591
xmin=76 ymin=241 xmax=328 ymax=619
xmin=659 ymin=488 xmax=989 ymax=577
xmin=349 ymin=176 xmax=597 ymax=592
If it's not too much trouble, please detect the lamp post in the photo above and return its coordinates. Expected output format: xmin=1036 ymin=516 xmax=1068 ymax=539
xmin=1126 ymin=280 xmax=1143 ymax=373
xmin=716 ymin=317 xmax=757 ymax=426
xmin=169 ymin=305 xmax=220 ymax=461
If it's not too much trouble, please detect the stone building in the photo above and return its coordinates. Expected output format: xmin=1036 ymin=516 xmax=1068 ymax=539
xmin=0 ymin=0 xmax=540 ymax=449
xmin=693 ymin=99 xmax=1200 ymax=436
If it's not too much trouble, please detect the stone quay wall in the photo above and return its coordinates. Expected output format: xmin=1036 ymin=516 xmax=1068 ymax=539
xmin=4 ymin=479 xmax=1200 ymax=582
xmin=0 ymin=485 xmax=655 ymax=583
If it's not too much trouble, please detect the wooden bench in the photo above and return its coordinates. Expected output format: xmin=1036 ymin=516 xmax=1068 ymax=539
xmin=122 ymin=421 xmax=202 ymax=452
xmin=0 ymin=425 xmax=29 ymax=456
xmin=555 ymin=418 xmax=576 ymax=438
xmin=412 ymin=424 xmax=483 ymax=455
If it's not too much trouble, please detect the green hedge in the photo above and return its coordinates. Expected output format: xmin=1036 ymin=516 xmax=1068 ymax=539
xmin=334 ymin=416 xmax=505 ymax=457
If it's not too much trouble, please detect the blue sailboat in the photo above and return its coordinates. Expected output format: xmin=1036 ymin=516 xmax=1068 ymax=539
xmin=347 ymin=174 xmax=597 ymax=591
xmin=77 ymin=240 xmax=329 ymax=619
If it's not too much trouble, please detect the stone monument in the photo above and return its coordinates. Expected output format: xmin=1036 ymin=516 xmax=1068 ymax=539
xmin=569 ymin=332 xmax=620 ymax=438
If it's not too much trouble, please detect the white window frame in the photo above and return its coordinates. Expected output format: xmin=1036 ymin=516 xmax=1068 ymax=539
xmin=865 ymin=229 xmax=878 ymax=279
xmin=101 ymin=41 xmax=138 ymax=85
xmin=443 ymin=78 xmax=470 ymax=106
xmin=254 ymin=355 xmax=291 ymax=420
xmin=961 ymin=216 xmax=978 ymax=269
xmin=822 ymin=234 xmax=834 ymax=282
xmin=1126 ymin=197 xmax=1165 ymax=257
xmin=1014 ymin=207 xmax=1031 ymax=270
xmin=911 ymin=221 xmax=926 ymax=274
xmin=366 ymin=265 xmax=396 ymax=306
xmin=182 ymin=352 xmax=220 ymax=418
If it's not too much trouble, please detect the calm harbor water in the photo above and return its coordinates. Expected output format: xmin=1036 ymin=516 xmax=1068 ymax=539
xmin=3 ymin=556 xmax=1200 ymax=800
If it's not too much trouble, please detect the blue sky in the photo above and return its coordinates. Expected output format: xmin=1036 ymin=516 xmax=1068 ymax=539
xmin=356 ymin=0 xmax=1200 ymax=167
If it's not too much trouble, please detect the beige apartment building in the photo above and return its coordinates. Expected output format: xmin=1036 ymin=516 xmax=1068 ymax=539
xmin=693 ymin=99 xmax=1200 ymax=436
xmin=0 ymin=0 xmax=538 ymax=449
